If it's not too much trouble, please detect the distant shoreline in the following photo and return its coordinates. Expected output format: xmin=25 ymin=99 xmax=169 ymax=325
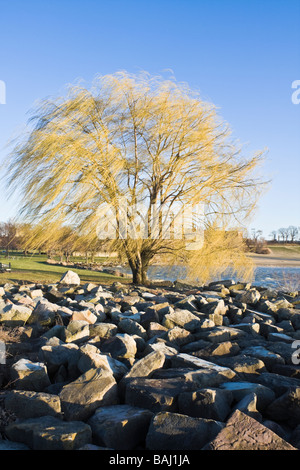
xmin=249 ymin=252 xmax=300 ymax=268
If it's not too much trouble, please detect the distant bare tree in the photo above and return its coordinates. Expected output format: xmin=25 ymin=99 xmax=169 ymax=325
xmin=278 ymin=227 xmax=289 ymax=243
xmin=287 ymin=226 xmax=299 ymax=243
xmin=269 ymin=230 xmax=277 ymax=242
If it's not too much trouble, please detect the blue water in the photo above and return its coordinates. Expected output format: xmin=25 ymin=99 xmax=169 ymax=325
xmin=121 ymin=265 xmax=300 ymax=290
xmin=252 ymin=267 xmax=300 ymax=290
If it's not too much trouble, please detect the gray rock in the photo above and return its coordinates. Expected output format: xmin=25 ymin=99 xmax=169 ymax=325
xmin=0 ymin=440 xmax=30 ymax=450
xmin=147 ymin=322 xmax=168 ymax=338
xmin=5 ymin=415 xmax=92 ymax=450
xmin=153 ymin=367 xmax=238 ymax=390
xmin=198 ymin=299 xmax=228 ymax=316
xmin=39 ymin=337 xmax=80 ymax=378
xmin=28 ymin=299 xmax=58 ymax=326
xmin=4 ymin=390 xmax=61 ymax=419
xmin=260 ymin=297 xmax=292 ymax=313
xmin=119 ymin=350 xmax=166 ymax=396
xmin=10 ymin=358 xmax=51 ymax=392
xmin=253 ymin=372 xmax=300 ymax=396
xmin=174 ymin=295 xmax=198 ymax=312
xmin=231 ymin=392 xmax=262 ymax=421
xmin=71 ymin=309 xmax=97 ymax=324
xmin=241 ymin=345 xmax=285 ymax=370
xmin=263 ymin=419 xmax=292 ymax=442
xmin=163 ymin=309 xmax=202 ymax=332
xmin=77 ymin=344 xmax=128 ymax=380
xmin=59 ymin=270 xmax=81 ymax=286
xmin=89 ymin=322 xmax=118 ymax=339
xmin=88 ymin=405 xmax=153 ymax=449
xmin=142 ymin=341 xmax=178 ymax=360
xmin=0 ymin=303 xmax=32 ymax=326
xmin=290 ymin=312 xmax=300 ymax=330
xmin=198 ymin=326 xmax=246 ymax=344
xmin=122 ymin=350 xmax=166 ymax=380
xmin=139 ymin=309 xmax=160 ymax=329
xmin=146 ymin=411 xmax=223 ymax=450
xmin=268 ymin=332 xmax=294 ymax=343
xmin=100 ymin=333 xmax=137 ymax=366
xmin=290 ymin=425 xmax=300 ymax=450
xmin=266 ymin=387 xmax=300 ymax=426
xmin=165 ymin=326 xmax=195 ymax=347
xmin=3 ymin=277 xmax=300 ymax=451
xmin=63 ymin=320 xmax=90 ymax=344
xmin=271 ymin=363 xmax=300 ymax=379
xmin=145 ymin=303 xmax=174 ymax=322
xmin=125 ymin=377 xmax=197 ymax=412
xmin=180 ymin=339 xmax=212 ymax=353
xmin=219 ymin=381 xmax=275 ymax=411
xmin=215 ymin=354 xmax=267 ymax=380
xmin=170 ymin=353 xmax=236 ymax=380
xmin=178 ymin=387 xmax=233 ymax=421
xmin=118 ymin=318 xmax=147 ymax=339
xmin=204 ymin=410 xmax=296 ymax=450
xmin=191 ymin=340 xmax=240 ymax=359
xmin=59 ymin=368 xmax=119 ymax=421
xmin=235 ymin=289 xmax=261 ymax=305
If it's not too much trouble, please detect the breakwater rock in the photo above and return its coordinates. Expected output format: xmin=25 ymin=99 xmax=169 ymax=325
xmin=0 ymin=274 xmax=300 ymax=450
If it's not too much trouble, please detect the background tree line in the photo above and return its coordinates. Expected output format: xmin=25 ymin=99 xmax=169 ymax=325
xmin=244 ymin=226 xmax=300 ymax=255
xmin=269 ymin=226 xmax=300 ymax=243
xmin=0 ymin=219 xmax=108 ymax=263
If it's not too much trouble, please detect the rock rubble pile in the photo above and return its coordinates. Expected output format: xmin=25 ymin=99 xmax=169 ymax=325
xmin=0 ymin=271 xmax=300 ymax=450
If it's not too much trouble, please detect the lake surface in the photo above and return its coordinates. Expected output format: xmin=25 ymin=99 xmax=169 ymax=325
xmin=120 ymin=265 xmax=300 ymax=290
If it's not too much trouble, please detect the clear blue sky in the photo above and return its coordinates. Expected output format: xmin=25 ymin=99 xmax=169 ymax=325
xmin=0 ymin=0 xmax=299 ymax=238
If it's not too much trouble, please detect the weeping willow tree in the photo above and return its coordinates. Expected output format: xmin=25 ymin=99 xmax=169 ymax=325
xmin=4 ymin=71 xmax=268 ymax=284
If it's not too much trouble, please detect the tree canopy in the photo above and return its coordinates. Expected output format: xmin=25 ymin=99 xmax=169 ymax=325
xmin=4 ymin=71 xmax=268 ymax=284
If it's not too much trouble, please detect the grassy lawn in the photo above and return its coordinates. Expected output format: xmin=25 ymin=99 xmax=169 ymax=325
xmin=0 ymin=252 xmax=131 ymax=286
xmin=268 ymin=244 xmax=300 ymax=256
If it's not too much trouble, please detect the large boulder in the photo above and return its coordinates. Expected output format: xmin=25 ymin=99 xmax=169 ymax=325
xmin=88 ymin=405 xmax=153 ymax=450
xmin=146 ymin=411 xmax=223 ymax=450
xmin=4 ymin=390 xmax=61 ymax=419
xmin=178 ymin=387 xmax=233 ymax=421
xmin=0 ymin=303 xmax=32 ymax=326
xmin=125 ymin=377 xmax=199 ymax=413
xmin=100 ymin=333 xmax=137 ymax=366
xmin=5 ymin=415 xmax=92 ymax=450
xmin=39 ymin=337 xmax=80 ymax=379
xmin=77 ymin=343 xmax=128 ymax=380
xmin=265 ymin=387 xmax=300 ymax=427
xmin=119 ymin=350 xmax=166 ymax=396
xmin=10 ymin=359 xmax=51 ymax=392
xmin=27 ymin=299 xmax=59 ymax=326
xmin=59 ymin=368 xmax=119 ymax=421
xmin=219 ymin=381 xmax=275 ymax=411
xmin=204 ymin=409 xmax=296 ymax=450
xmin=163 ymin=309 xmax=202 ymax=332
xmin=59 ymin=270 xmax=81 ymax=286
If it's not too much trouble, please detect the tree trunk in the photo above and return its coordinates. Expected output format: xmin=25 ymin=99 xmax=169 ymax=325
xmin=128 ymin=252 xmax=149 ymax=285
xmin=131 ymin=264 xmax=148 ymax=285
